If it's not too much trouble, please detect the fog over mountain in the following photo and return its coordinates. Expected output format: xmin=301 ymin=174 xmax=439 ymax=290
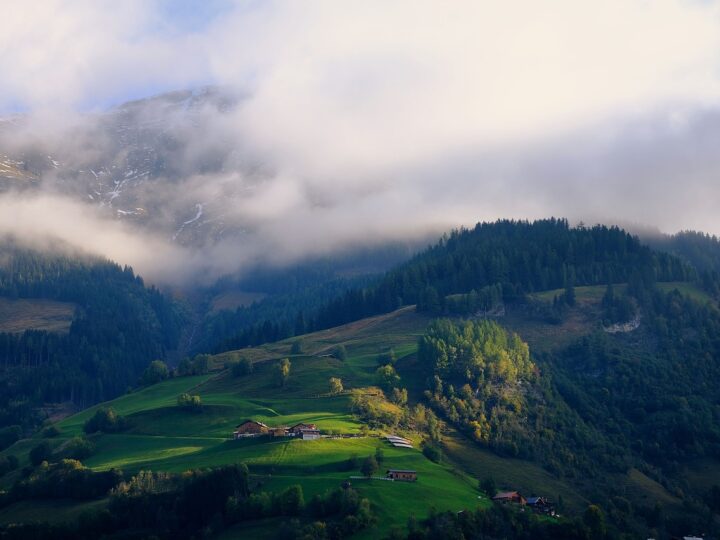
xmin=1 ymin=1 xmax=719 ymax=284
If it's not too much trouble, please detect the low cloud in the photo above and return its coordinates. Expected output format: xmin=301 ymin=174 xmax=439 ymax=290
xmin=1 ymin=1 xmax=720 ymax=284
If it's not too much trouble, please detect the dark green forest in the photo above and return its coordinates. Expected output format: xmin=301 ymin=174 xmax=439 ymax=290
xmin=0 ymin=243 xmax=183 ymax=433
xmin=315 ymin=219 xmax=694 ymax=327
xmin=205 ymin=219 xmax=697 ymax=354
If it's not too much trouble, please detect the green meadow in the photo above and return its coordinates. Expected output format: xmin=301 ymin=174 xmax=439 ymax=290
xmin=4 ymin=298 xmax=689 ymax=536
xmin=2 ymin=307 xmax=489 ymax=537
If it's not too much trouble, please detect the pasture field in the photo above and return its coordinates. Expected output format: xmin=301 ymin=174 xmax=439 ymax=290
xmin=532 ymin=281 xmax=712 ymax=305
xmin=0 ymin=297 xmax=76 ymax=333
xmin=1 ymin=310 xmax=482 ymax=537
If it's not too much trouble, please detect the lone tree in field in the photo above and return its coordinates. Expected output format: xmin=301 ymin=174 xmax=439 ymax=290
xmin=480 ymin=476 xmax=497 ymax=497
xmin=141 ymin=360 xmax=169 ymax=386
xmin=361 ymin=455 xmax=379 ymax=478
xmin=329 ymin=377 xmax=343 ymax=395
xmin=375 ymin=364 xmax=400 ymax=390
xmin=177 ymin=393 xmax=202 ymax=411
xmin=275 ymin=358 xmax=291 ymax=388
xmin=83 ymin=407 xmax=126 ymax=434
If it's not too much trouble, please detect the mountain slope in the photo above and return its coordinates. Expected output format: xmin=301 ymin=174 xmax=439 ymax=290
xmin=2 ymin=281 xmax=718 ymax=538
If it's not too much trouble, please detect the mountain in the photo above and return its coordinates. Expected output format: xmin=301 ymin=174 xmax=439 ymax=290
xmin=0 ymin=88 xmax=247 ymax=247
xmin=1 ymin=219 xmax=719 ymax=539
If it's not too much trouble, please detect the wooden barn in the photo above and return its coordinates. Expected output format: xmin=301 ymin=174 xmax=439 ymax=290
xmin=288 ymin=423 xmax=317 ymax=435
xmin=387 ymin=469 xmax=417 ymax=482
xmin=526 ymin=496 xmax=553 ymax=514
xmin=233 ymin=420 xmax=269 ymax=438
xmin=492 ymin=491 xmax=526 ymax=505
xmin=300 ymin=429 xmax=321 ymax=440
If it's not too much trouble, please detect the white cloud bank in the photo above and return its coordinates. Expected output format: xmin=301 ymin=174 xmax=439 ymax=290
xmin=1 ymin=0 xmax=720 ymax=283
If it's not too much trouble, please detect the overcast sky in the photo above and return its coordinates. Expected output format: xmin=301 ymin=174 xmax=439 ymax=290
xmin=1 ymin=1 xmax=720 ymax=282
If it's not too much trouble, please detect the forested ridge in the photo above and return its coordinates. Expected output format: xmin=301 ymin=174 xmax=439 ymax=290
xmin=0 ymin=243 xmax=183 ymax=431
xmin=315 ymin=219 xmax=695 ymax=327
xmin=205 ymin=219 xmax=700 ymax=354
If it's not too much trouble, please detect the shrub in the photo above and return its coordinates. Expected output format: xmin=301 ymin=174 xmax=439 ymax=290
xmin=479 ymin=476 xmax=497 ymax=497
xmin=360 ymin=455 xmax=378 ymax=478
xmin=177 ymin=393 xmax=202 ymax=411
xmin=275 ymin=358 xmax=291 ymax=388
xmin=83 ymin=408 xmax=127 ymax=434
xmin=231 ymin=357 xmax=253 ymax=377
xmin=375 ymin=364 xmax=400 ymax=390
xmin=177 ymin=354 xmax=211 ymax=376
xmin=328 ymin=377 xmax=343 ymax=395
xmin=140 ymin=360 xmax=170 ymax=386
xmin=64 ymin=437 xmax=96 ymax=460
xmin=278 ymin=484 xmax=305 ymax=516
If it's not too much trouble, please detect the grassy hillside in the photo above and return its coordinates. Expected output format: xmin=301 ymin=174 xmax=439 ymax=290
xmin=0 ymin=298 xmax=76 ymax=333
xmin=2 ymin=281 xmax=716 ymax=538
xmin=1 ymin=307 xmax=485 ymax=537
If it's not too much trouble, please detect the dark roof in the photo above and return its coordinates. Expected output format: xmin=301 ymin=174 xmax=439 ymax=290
xmin=235 ymin=420 xmax=268 ymax=428
xmin=493 ymin=491 xmax=520 ymax=499
xmin=387 ymin=469 xmax=417 ymax=474
xmin=526 ymin=497 xmax=545 ymax=505
xmin=289 ymin=423 xmax=317 ymax=430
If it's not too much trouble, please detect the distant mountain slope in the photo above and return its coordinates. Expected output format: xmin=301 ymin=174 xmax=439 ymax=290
xmin=0 ymin=88 xmax=243 ymax=246
xmin=646 ymin=230 xmax=720 ymax=297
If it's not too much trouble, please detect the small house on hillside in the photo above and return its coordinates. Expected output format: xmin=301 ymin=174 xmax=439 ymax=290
xmin=492 ymin=491 xmax=526 ymax=505
xmin=526 ymin=496 xmax=545 ymax=506
xmin=288 ymin=423 xmax=317 ymax=435
xmin=233 ymin=420 xmax=269 ymax=438
xmin=387 ymin=469 xmax=417 ymax=482
xmin=300 ymin=429 xmax=321 ymax=440
xmin=270 ymin=427 xmax=290 ymax=437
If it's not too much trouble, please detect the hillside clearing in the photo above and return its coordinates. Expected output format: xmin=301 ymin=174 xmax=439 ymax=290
xmin=0 ymin=297 xmax=76 ymax=333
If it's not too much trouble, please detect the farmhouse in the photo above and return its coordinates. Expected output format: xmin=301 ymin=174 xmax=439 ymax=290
xmin=233 ymin=420 xmax=269 ymax=438
xmin=526 ymin=496 xmax=553 ymax=514
xmin=288 ymin=423 xmax=317 ymax=435
xmin=300 ymin=429 xmax=321 ymax=440
xmin=387 ymin=469 xmax=417 ymax=482
xmin=269 ymin=427 xmax=290 ymax=437
xmin=492 ymin=491 xmax=526 ymax=505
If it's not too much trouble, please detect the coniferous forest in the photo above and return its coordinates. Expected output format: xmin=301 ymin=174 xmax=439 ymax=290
xmin=0 ymin=242 xmax=183 ymax=433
